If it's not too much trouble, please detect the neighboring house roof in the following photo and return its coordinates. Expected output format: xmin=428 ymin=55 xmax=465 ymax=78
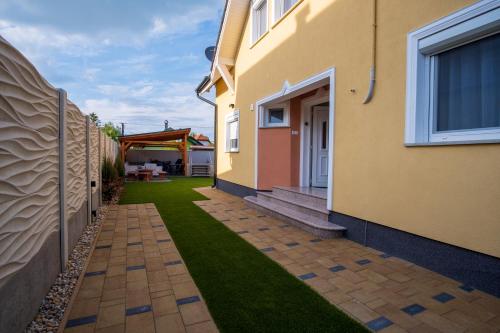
xmin=193 ymin=134 xmax=211 ymax=142
xmin=199 ymin=0 xmax=250 ymax=93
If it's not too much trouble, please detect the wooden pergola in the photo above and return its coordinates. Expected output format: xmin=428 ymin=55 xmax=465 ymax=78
xmin=118 ymin=128 xmax=191 ymax=176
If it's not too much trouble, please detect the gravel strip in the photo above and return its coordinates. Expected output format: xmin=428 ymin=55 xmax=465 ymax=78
xmin=25 ymin=192 xmax=120 ymax=332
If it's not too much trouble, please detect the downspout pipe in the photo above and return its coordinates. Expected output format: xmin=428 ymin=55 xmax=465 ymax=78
xmin=363 ymin=0 xmax=377 ymax=104
xmin=196 ymin=76 xmax=217 ymax=188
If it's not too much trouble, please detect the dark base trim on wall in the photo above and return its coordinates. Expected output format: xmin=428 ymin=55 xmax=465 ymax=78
xmin=0 ymin=232 xmax=61 ymax=333
xmin=216 ymin=178 xmax=257 ymax=198
xmin=329 ymin=211 xmax=500 ymax=298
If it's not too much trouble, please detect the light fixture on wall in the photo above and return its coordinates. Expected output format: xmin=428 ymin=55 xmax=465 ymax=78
xmin=229 ymin=103 xmax=235 ymax=108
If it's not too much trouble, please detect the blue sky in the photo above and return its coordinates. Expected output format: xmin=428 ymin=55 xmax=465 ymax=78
xmin=0 ymin=0 xmax=223 ymax=138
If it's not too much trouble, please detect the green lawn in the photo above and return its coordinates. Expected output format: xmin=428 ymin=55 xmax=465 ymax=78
xmin=119 ymin=177 xmax=368 ymax=333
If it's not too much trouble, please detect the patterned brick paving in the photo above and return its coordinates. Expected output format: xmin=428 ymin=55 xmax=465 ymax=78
xmin=194 ymin=187 xmax=500 ymax=333
xmin=64 ymin=204 xmax=218 ymax=333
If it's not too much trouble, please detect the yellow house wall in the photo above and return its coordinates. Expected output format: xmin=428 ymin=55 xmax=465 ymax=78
xmin=214 ymin=0 xmax=500 ymax=258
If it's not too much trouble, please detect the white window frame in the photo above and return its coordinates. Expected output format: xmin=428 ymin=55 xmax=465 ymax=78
xmin=225 ymin=110 xmax=240 ymax=153
xmin=274 ymin=0 xmax=298 ymax=22
xmin=260 ymin=102 xmax=290 ymax=128
xmin=405 ymin=0 xmax=500 ymax=145
xmin=251 ymin=0 xmax=268 ymax=44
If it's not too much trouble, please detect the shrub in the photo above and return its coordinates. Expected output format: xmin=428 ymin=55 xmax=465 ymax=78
xmin=114 ymin=155 xmax=125 ymax=178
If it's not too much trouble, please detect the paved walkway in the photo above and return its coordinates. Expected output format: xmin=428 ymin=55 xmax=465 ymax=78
xmin=194 ymin=188 xmax=500 ymax=333
xmin=64 ymin=204 xmax=217 ymax=333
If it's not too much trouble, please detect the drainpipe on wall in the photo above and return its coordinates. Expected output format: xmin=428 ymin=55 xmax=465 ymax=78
xmin=363 ymin=0 xmax=377 ymax=104
xmin=196 ymin=76 xmax=217 ymax=188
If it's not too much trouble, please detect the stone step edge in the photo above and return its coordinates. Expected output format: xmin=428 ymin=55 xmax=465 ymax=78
xmin=272 ymin=186 xmax=328 ymax=201
xmin=244 ymin=196 xmax=346 ymax=231
xmin=257 ymin=191 xmax=329 ymax=215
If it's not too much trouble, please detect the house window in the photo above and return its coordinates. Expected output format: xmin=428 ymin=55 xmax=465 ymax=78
xmin=405 ymin=0 xmax=500 ymax=145
xmin=252 ymin=0 xmax=268 ymax=43
xmin=261 ymin=103 xmax=289 ymax=127
xmin=274 ymin=0 xmax=298 ymax=21
xmin=225 ymin=110 xmax=239 ymax=152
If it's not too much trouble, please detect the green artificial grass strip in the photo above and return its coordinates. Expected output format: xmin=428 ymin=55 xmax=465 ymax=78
xmin=120 ymin=177 xmax=368 ymax=333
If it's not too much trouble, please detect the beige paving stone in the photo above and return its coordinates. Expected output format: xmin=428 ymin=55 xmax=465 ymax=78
xmin=338 ymin=300 xmax=380 ymax=323
xmin=416 ymin=311 xmax=465 ymax=333
xmin=104 ymin=275 xmax=126 ymax=291
xmin=154 ymin=313 xmax=186 ymax=333
xmin=125 ymin=312 xmax=155 ymax=333
xmin=374 ymin=304 xmax=421 ymax=330
xmin=185 ymin=320 xmax=219 ymax=333
xmin=96 ymin=303 xmax=125 ymax=329
xmin=126 ymin=268 xmax=148 ymax=282
xmin=152 ymin=295 xmax=178 ymax=316
xmin=126 ymin=288 xmax=151 ymax=308
xmin=106 ymin=264 xmax=125 ymax=277
xmin=443 ymin=310 xmax=498 ymax=333
xmin=172 ymin=281 xmax=199 ymax=299
xmin=68 ymin=298 xmax=100 ymax=319
xmin=101 ymin=288 xmax=127 ymax=302
xmin=95 ymin=324 xmax=125 ymax=333
xmin=179 ymin=302 xmax=212 ymax=326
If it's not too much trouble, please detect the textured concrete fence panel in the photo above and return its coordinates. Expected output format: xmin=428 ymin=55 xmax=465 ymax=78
xmin=0 ymin=36 xmax=118 ymax=332
xmin=65 ymin=100 xmax=88 ymax=251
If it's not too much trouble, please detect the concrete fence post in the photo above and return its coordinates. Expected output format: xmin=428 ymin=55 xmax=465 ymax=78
xmin=58 ymin=89 xmax=68 ymax=270
xmin=85 ymin=116 xmax=91 ymax=225
xmin=98 ymin=129 xmax=102 ymax=207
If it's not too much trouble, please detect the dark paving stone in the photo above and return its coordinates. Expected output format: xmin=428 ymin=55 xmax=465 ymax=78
xmin=286 ymin=242 xmax=299 ymax=247
xmin=258 ymin=227 xmax=270 ymax=231
xmin=459 ymin=284 xmax=475 ymax=292
xmin=176 ymin=296 xmax=200 ymax=305
xmin=433 ymin=292 xmax=455 ymax=303
xmin=84 ymin=270 xmax=106 ymax=277
xmin=401 ymin=304 xmax=426 ymax=316
xmin=66 ymin=315 xmax=97 ymax=328
xmin=236 ymin=230 xmax=249 ymax=234
xmin=257 ymin=215 xmax=266 ymax=218
xmin=279 ymin=224 xmax=290 ymax=228
xmin=157 ymin=239 xmax=171 ymax=243
xmin=165 ymin=260 xmax=182 ymax=266
xmin=239 ymin=217 xmax=249 ymax=220
xmin=127 ymin=227 xmax=139 ymax=230
xmin=220 ymin=219 xmax=230 ymax=222
xmin=127 ymin=241 xmax=142 ymax=246
xmin=380 ymin=253 xmax=392 ymax=258
xmin=329 ymin=265 xmax=346 ymax=273
xmin=95 ymin=245 xmax=112 ymax=249
xmin=126 ymin=265 xmax=145 ymax=271
xmin=261 ymin=247 xmax=275 ymax=253
xmin=299 ymin=272 xmax=317 ymax=280
xmin=356 ymin=259 xmax=372 ymax=266
xmin=366 ymin=316 xmax=393 ymax=331
xmin=152 ymin=225 xmax=164 ymax=228
xmin=310 ymin=239 xmax=322 ymax=243
xmin=126 ymin=305 xmax=152 ymax=316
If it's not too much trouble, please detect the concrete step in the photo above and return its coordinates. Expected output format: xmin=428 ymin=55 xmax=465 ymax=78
xmin=244 ymin=196 xmax=345 ymax=239
xmin=272 ymin=186 xmax=327 ymax=210
xmin=256 ymin=191 xmax=329 ymax=221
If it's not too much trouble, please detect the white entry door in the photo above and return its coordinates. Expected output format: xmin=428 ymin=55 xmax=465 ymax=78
xmin=311 ymin=106 xmax=329 ymax=187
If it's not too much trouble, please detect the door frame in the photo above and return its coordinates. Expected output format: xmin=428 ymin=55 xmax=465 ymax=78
xmin=311 ymin=105 xmax=329 ymax=188
xmin=255 ymin=68 xmax=335 ymax=210
xmin=300 ymin=88 xmax=329 ymax=188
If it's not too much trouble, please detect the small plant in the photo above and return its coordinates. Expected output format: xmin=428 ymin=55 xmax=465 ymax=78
xmin=114 ymin=155 xmax=125 ymax=178
xmin=102 ymin=156 xmax=117 ymax=182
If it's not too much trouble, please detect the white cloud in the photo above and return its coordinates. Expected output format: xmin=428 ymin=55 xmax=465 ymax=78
xmin=83 ymin=68 xmax=101 ymax=81
xmin=83 ymin=81 xmax=214 ymax=138
xmin=150 ymin=18 xmax=167 ymax=36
